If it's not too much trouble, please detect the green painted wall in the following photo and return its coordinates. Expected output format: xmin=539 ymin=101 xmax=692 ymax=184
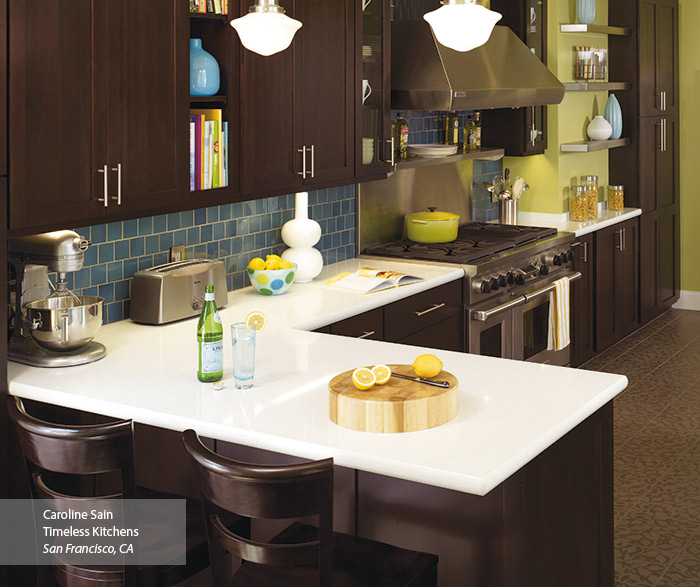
xmin=678 ymin=0 xmax=700 ymax=292
xmin=507 ymin=0 xmax=610 ymax=215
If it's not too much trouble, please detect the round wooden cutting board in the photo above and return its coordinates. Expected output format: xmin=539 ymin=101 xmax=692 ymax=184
xmin=328 ymin=364 xmax=458 ymax=433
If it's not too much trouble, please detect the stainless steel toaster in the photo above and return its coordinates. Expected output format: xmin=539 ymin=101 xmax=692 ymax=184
xmin=130 ymin=259 xmax=227 ymax=324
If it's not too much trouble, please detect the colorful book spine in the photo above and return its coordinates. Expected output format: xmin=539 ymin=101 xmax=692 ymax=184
xmin=192 ymin=114 xmax=204 ymax=190
xmin=213 ymin=0 xmax=222 ymax=14
xmin=204 ymin=121 xmax=212 ymax=190
xmin=211 ymin=119 xmax=220 ymax=189
xmin=222 ymin=121 xmax=229 ymax=187
xmin=189 ymin=117 xmax=195 ymax=191
xmin=198 ymin=0 xmax=206 ymax=14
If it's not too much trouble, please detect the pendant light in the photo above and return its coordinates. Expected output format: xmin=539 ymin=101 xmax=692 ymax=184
xmin=423 ymin=0 xmax=502 ymax=53
xmin=230 ymin=0 xmax=302 ymax=57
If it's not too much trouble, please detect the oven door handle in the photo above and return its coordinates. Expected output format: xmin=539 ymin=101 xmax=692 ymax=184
xmin=471 ymin=296 xmax=526 ymax=322
xmin=522 ymin=272 xmax=582 ymax=302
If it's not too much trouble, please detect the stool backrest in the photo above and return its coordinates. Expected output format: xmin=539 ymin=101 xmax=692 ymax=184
xmin=7 ymin=396 xmax=136 ymax=498
xmin=181 ymin=429 xmax=334 ymax=585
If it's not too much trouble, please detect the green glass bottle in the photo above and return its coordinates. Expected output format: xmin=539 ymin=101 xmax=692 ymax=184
xmin=392 ymin=112 xmax=409 ymax=161
xmin=197 ymin=284 xmax=223 ymax=382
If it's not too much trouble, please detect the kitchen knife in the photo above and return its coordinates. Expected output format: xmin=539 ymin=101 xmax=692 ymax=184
xmin=391 ymin=372 xmax=450 ymax=388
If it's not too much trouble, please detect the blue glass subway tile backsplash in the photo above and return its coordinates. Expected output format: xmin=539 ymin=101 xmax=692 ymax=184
xmin=61 ymin=186 xmax=356 ymax=324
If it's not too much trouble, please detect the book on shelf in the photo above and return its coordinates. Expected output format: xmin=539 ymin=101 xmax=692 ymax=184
xmin=323 ymin=267 xmax=424 ymax=294
xmin=190 ymin=114 xmax=204 ymax=190
xmin=189 ymin=118 xmax=195 ymax=191
xmin=190 ymin=108 xmax=227 ymax=191
xmin=203 ymin=121 xmax=211 ymax=190
xmin=222 ymin=121 xmax=229 ymax=187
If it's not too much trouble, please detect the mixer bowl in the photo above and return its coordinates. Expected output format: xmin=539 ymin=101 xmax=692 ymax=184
xmin=24 ymin=295 xmax=104 ymax=351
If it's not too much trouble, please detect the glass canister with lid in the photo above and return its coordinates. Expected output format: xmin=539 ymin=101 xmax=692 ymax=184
xmin=608 ymin=185 xmax=625 ymax=210
xmin=581 ymin=175 xmax=599 ymax=219
xmin=570 ymin=186 xmax=588 ymax=222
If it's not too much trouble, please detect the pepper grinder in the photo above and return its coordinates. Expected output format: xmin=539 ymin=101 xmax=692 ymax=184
xmin=281 ymin=192 xmax=323 ymax=283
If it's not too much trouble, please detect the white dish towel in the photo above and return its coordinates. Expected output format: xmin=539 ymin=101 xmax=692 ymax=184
xmin=547 ymin=276 xmax=571 ymax=351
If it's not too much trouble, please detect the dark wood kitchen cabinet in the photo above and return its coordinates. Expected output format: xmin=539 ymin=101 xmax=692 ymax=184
xmin=239 ymin=0 xmax=355 ymax=199
xmin=481 ymin=0 xmax=548 ymax=156
xmin=595 ymin=218 xmax=639 ymax=352
xmin=329 ymin=307 xmax=384 ymax=341
xmin=571 ymin=233 xmax=594 ymax=368
xmin=8 ymin=0 xmax=187 ymax=233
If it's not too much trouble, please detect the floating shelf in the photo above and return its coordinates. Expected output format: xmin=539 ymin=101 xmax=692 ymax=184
xmin=190 ymin=12 xmax=229 ymax=22
xmin=560 ymin=24 xmax=631 ymax=36
xmin=564 ymin=82 xmax=631 ymax=91
xmin=190 ymin=95 xmax=228 ymax=104
xmin=560 ymin=138 xmax=630 ymax=153
xmin=395 ymin=148 xmax=505 ymax=170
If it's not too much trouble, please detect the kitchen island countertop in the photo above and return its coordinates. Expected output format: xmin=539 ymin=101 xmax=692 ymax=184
xmin=519 ymin=206 xmax=642 ymax=236
xmin=8 ymin=257 xmax=627 ymax=496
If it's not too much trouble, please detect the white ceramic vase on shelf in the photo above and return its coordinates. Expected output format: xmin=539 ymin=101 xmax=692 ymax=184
xmin=281 ymin=192 xmax=324 ymax=283
xmin=586 ymin=115 xmax=613 ymax=141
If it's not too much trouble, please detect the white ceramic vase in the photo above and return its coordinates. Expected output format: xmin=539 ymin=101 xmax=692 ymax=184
xmin=586 ymin=115 xmax=613 ymax=141
xmin=281 ymin=192 xmax=323 ymax=283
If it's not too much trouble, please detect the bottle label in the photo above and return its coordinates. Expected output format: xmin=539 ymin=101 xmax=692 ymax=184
xmin=201 ymin=340 xmax=223 ymax=373
xmin=214 ymin=310 xmax=222 ymax=324
xmin=204 ymin=292 xmax=215 ymax=301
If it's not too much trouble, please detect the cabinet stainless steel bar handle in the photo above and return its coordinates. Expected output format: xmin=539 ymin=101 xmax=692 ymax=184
xmin=387 ymin=138 xmax=394 ymax=166
xmin=522 ymin=271 xmax=583 ymax=302
xmin=357 ymin=331 xmax=375 ymax=339
xmin=662 ymin=118 xmax=667 ymax=152
xmin=110 ymin=163 xmax=122 ymax=205
xmin=622 ymin=227 xmax=626 ymax=251
xmin=616 ymin=228 xmax=624 ymax=250
xmin=97 ymin=164 xmax=109 ymax=207
xmin=572 ymin=241 xmax=588 ymax=263
xmin=414 ymin=303 xmax=445 ymax=317
xmin=310 ymin=144 xmax=315 ymax=178
xmin=661 ymin=90 xmax=667 ymax=111
xmin=297 ymin=146 xmax=307 ymax=179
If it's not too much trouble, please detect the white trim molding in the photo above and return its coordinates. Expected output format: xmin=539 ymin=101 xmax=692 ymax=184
xmin=673 ymin=291 xmax=700 ymax=311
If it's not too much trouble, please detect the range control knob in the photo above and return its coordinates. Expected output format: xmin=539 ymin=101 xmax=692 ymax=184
xmin=553 ymin=254 xmax=563 ymax=266
xmin=566 ymin=249 xmax=574 ymax=262
xmin=479 ymin=280 xmax=491 ymax=294
xmin=515 ymin=272 xmax=525 ymax=286
xmin=497 ymin=274 xmax=507 ymax=288
xmin=539 ymin=264 xmax=549 ymax=276
xmin=489 ymin=278 xmax=500 ymax=291
xmin=506 ymin=272 xmax=516 ymax=285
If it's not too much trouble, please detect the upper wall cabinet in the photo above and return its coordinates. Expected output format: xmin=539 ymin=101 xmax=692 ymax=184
xmin=638 ymin=0 xmax=678 ymax=118
xmin=9 ymin=0 xmax=187 ymax=233
xmin=239 ymin=0 xmax=355 ymax=199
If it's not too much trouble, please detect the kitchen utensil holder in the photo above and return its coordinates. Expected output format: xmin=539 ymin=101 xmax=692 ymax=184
xmin=500 ymin=199 xmax=517 ymax=225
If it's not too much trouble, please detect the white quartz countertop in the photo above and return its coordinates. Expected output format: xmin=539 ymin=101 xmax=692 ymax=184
xmin=519 ymin=207 xmax=642 ymax=237
xmin=8 ymin=258 xmax=627 ymax=496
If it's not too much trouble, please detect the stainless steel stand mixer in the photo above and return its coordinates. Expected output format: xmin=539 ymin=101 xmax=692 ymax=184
xmin=8 ymin=230 xmax=106 ymax=367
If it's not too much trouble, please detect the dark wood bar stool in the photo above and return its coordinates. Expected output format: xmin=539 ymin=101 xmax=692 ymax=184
xmin=181 ymin=428 xmax=438 ymax=587
xmin=7 ymin=396 xmax=210 ymax=587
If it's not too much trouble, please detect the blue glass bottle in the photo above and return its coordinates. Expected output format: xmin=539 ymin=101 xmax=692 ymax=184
xmin=190 ymin=38 xmax=220 ymax=97
xmin=604 ymin=94 xmax=623 ymax=139
xmin=577 ymin=0 xmax=596 ymax=25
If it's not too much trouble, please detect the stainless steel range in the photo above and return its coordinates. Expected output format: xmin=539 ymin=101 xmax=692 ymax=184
xmin=363 ymin=223 xmax=580 ymax=366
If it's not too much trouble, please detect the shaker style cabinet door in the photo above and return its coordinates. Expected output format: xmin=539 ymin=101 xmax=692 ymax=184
xmin=571 ymin=234 xmax=594 ymax=368
xmin=638 ymin=0 xmax=678 ymax=118
xmin=9 ymin=0 xmax=107 ymax=231
xmin=105 ymin=0 xmax=186 ymax=217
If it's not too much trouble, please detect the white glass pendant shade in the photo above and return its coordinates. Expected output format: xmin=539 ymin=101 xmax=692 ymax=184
xmin=423 ymin=1 xmax=502 ymax=52
xmin=230 ymin=2 xmax=302 ymax=57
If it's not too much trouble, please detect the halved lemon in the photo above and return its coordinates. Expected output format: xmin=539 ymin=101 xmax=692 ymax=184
xmin=371 ymin=364 xmax=392 ymax=385
xmin=245 ymin=310 xmax=267 ymax=333
xmin=351 ymin=367 xmax=376 ymax=391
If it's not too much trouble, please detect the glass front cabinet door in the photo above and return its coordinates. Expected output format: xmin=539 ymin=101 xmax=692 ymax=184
xmin=356 ymin=0 xmax=392 ymax=179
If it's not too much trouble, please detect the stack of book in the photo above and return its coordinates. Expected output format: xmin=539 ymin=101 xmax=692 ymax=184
xmin=190 ymin=0 xmax=228 ymax=14
xmin=190 ymin=109 xmax=229 ymax=191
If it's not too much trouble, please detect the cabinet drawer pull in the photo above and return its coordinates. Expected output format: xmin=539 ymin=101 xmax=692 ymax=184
xmin=297 ymin=145 xmax=307 ymax=179
xmin=97 ymin=164 xmax=109 ymax=208
xmin=111 ymin=163 xmax=122 ymax=205
xmin=388 ymin=137 xmax=394 ymax=166
xmin=357 ymin=331 xmax=375 ymax=339
xmin=414 ymin=303 xmax=445 ymax=317
xmin=310 ymin=144 xmax=315 ymax=178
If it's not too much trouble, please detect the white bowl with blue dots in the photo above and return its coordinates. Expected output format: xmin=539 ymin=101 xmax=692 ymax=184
xmin=247 ymin=263 xmax=297 ymax=296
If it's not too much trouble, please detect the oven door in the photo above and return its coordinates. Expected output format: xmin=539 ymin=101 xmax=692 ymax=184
xmin=512 ymin=272 xmax=579 ymax=366
xmin=467 ymin=295 xmax=524 ymax=359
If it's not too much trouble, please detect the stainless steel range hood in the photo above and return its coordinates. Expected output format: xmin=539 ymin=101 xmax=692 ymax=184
xmin=391 ymin=20 xmax=565 ymax=111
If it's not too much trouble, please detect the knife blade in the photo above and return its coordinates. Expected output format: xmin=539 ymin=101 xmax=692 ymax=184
xmin=390 ymin=372 xmax=450 ymax=388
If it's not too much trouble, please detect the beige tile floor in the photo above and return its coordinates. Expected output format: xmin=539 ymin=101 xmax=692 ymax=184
xmin=581 ymin=308 xmax=700 ymax=587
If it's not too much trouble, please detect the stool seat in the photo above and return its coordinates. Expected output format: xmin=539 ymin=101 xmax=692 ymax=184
xmin=233 ymin=522 xmax=438 ymax=587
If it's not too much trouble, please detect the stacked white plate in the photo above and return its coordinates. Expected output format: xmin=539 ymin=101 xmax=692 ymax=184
xmin=407 ymin=144 xmax=458 ymax=158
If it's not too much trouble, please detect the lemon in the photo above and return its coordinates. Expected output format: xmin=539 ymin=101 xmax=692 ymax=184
xmin=265 ymin=258 xmax=279 ymax=270
xmin=412 ymin=354 xmax=443 ymax=378
xmin=352 ymin=367 xmax=376 ymax=391
xmin=245 ymin=311 xmax=267 ymax=333
xmin=278 ymin=260 xmax=293 ymax=269
xmin=248 ymin=257 xmax=266 ymax=271
xmin=266 ymin=254 xmax=281 ymax=261
xmin=371 ymin=364 xmax=392 ymax=385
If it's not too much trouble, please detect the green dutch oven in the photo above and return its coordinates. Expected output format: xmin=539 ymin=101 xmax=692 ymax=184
xmin=405 ymin=207 xmax=460 ymax=243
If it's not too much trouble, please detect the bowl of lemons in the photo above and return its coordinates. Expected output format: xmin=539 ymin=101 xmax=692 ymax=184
xmin=247 ymin=255 xmax=297 ymax=296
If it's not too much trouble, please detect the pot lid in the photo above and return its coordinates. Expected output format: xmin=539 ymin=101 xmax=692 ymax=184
xmin=407 ymin=207 xmax=460 ymax=221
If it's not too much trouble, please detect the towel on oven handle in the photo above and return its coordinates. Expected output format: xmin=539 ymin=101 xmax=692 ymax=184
xmin=547 ymin=276 xmax=571 ymax=351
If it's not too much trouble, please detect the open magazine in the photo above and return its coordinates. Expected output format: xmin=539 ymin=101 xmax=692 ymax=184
xmin=324 ymin=267 xmax=424 ymax=294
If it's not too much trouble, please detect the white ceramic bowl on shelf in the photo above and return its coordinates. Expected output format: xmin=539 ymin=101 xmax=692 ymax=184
xmin=407 ymin=144 xmax=458 ymax=158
